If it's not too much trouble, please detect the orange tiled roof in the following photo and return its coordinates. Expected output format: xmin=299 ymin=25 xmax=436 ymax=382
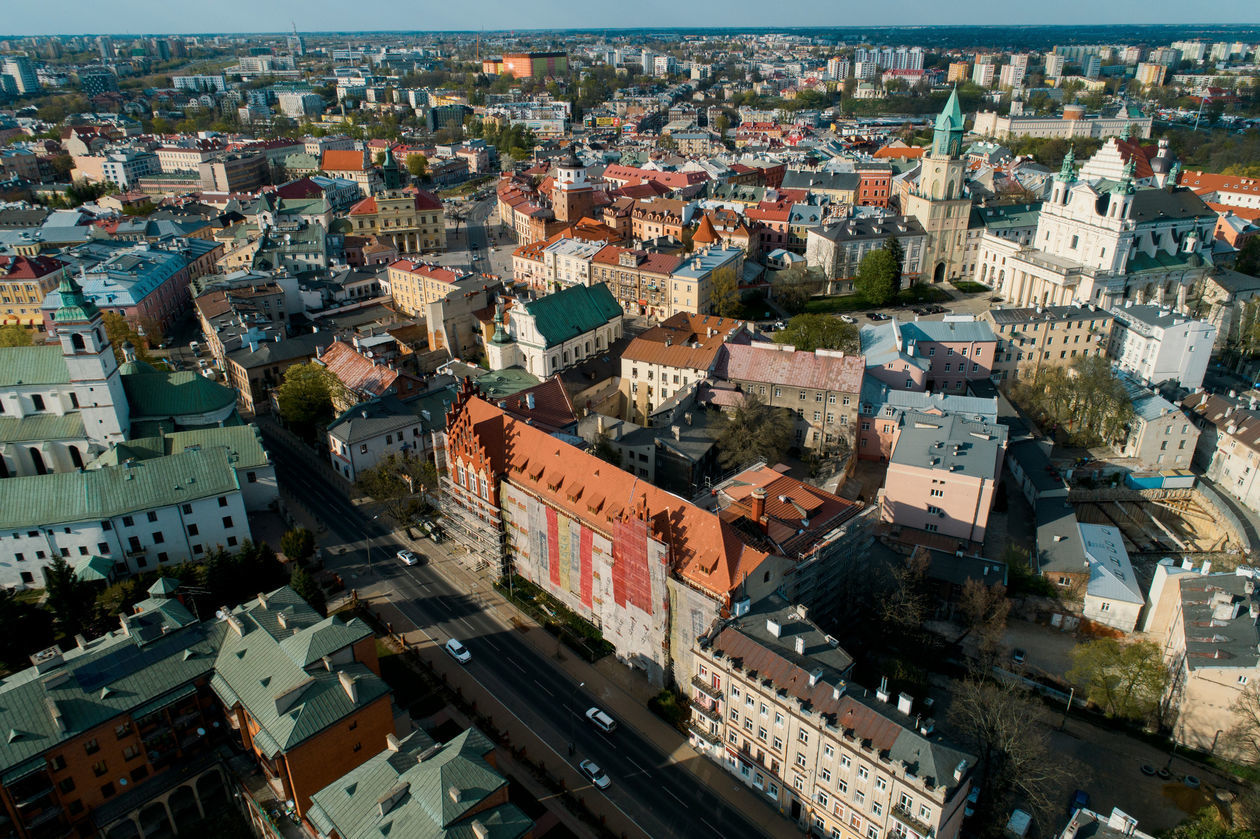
xmin=692 ymin=212 xmax=720 ymax=245
xmin=319 ymin=340 xmax=423 ymax=400
xmin=1181 ymin=171 xmax=1260 ymax=199
xmin=451 ymin=391 xmax=769 ymax=599
xmin=388 ymin=259 xmax=462 ymax=285
xmin=321 ymin=149 xmax=367 ymax=172
xmin=874 ymin=145 xmax=925 ymax=160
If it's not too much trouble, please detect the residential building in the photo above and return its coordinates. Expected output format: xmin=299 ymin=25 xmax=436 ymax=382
xmin=805 ymin=216 xmax=926 ymax=294
xmin=620 ymin=313 xmax=752 ymax=422
xmin=440 ymin=383 xmax=787 ymax=686
xmin=1059 ymin=808 xmax=1157 ymax=839
xmin=199 ymin=153 xmax=270 ymax=194
xmin=386 ymin=260 xmax=472 ymax=317
xmin=100 ymin=150 xmax=161 ymax=190
xmin=0 ymin=254 xmax=65 ymax=327
xmin=41 ymin=242 xmax=193 ymax=337
xmin=484 ymin=283 xmax=623 ymax=379
xmin=1183 ymin=392 xmax=1260 ymax=512
xmin=972 ymin=108 xmax=1151 ymax=141
xmin=857 ymin=381 xmax=998 ymax=461
xmin=982 ymin=305 xmax=1113 ymax=382
xmin=669 ymin=246 xmax=745 ymax=318
xmin=540 ymin=236 xmax=604 ymax=290
xmin=305 ymin=728 xmax=533 ymax=839
xmin=688 ymin=594 xmax=975 ymax=839
xmin=1115 ymin=375 xmax=1198 ymax=470
xmin=1107 ymin=304 xmax=1215 ymax=390
xmin=224 ymin=332 xmax=334 ymax=416
xmin=589 ymin=245 xmax=681 ymax=319
xmin=1143 ymin=564 xmax=1260 ymax=762
xmin=714 ymin=342 xmax=864 ymax=457
xmin=901 ymin=90 xmax=971 ymax=282
xmin=880 ymin=410 xmax=1008 ymax=548
xmin=1078 ymin=522 xmax=1145 ymax=632
xmin=860 ymin=317 xmax=998 ymax=394
xmin=347 ymin=188 xmax=445 ymax=255
xmin=327 ymin=388 xmax=455 ymax=482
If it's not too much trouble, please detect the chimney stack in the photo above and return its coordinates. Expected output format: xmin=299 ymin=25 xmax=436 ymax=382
xmin=750 ymin=486 xmax=766 ymax=523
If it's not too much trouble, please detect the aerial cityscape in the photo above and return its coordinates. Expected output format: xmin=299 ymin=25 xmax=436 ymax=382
xmin=1 ymin=16 xmax=1260 ymax=839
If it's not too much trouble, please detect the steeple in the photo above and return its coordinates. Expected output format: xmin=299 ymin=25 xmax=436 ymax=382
xmin=1057 ymin=145 xmax=1077 ymax=183
xmin=53 ymin=269 xmax=100 ymax=324
xmin=1113 ymin=156 xmax=1137 ymax=194
xmin=931 ymin=86 xmax=965 ymax=159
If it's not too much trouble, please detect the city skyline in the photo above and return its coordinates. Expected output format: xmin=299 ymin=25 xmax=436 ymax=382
xmin=4 ymin=0 xmax=1259 ymax=35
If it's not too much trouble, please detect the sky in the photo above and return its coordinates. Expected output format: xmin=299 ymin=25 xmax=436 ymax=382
xmin=4 ymin=0 xmax=1258 ymax=34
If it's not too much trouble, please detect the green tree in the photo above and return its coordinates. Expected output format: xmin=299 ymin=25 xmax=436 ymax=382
xmin=0 ymin=325 xmax=36 ymax=347
xmin=374 ymin=151 xmax=386 ymax=166
xmin=280 ymin=528 xmax=315 ymax=563
xmin=715 ymin=393 xmax=795 ymax=469
xmin=1008 ymin=355 xmax=1133 ymax=447
xmin=709 ymin=264 xmax=741 ymax=318
xmin=774 ymin=314 xmax=859 ymax=353
xmin=407 ymin=153 xmax=429 ymax=179
xmin=289 ymin=564 xmax=326 ymax=616
xmin=1164 ymin=809 xmax=1253 ymax=839
xmin=591 ymin=432 xmax=621 ymax=467
xmin=714 ymin=114 xmax=730 ymax=136
xmin=0 ymin=588 xmax=55 ymax=675
xmin=771 ymin=264 xmax=825 ymax=313
xmin=854 ymin=248 xmax=898 ymax=306
xmin=1067 ymin=638 xmax=1168 ymax=722
xmin=101 ymin=312 xmax=154 ymax=364
xmin=1235 ymin=236 xmax=1260 ymax=277
xmin=274 ymin=362 xmax=336 ymax=439
xmin=884 ymin=235 xmax=906 ymax=291
xmin=356 ymin=453 xmax=439 ymax=522
xmin=43 ymin=555 xmax=96 ymax=639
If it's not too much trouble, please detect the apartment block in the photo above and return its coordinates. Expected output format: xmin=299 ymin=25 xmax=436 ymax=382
xmin=619 ymin=312 xmax=751 ymax=422
xmin=981 ymin=305 xmax=1113 ymax=382
xmin=688 ymin=594 xmax=974 ymax=839
xmin=860 ymin=318 xmax=997 ymax=394
xmin=1107 ymin=304 xmax=1215 ymax=390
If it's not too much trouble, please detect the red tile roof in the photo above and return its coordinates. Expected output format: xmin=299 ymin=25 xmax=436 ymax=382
xmin=321 ymin=149 xmax=367 ymax=172
xmin=319 ymin=340 xmax=424 ymax=400
xmin=388 ymin=259 xmax=462 ymax=285
xmin=493 ymin=377 xmax=577 ymax=433
xmin=621 ymin=312 xmax=748 ymax=370
xmin=0 ymin=255 xmax=65 ymax=279
xmin=450 ymin=389 xmax=769 ymax=599
xmin=716 ymin=342 xmax=863 ymax=392
xmin=1181 ymin=171 xmax=1260 ymax=199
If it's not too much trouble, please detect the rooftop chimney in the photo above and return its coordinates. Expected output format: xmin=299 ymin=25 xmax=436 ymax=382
xmin=795 ymin=636 xmax=806 ymax=655
xmin=766 ymin=618 xmax=781 ymax=638
xmin=750 ymin=486 xmax=766 ymax=523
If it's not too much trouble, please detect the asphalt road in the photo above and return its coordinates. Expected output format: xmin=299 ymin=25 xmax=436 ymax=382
xmin=262 ymin=428 xmax=766 ymax=839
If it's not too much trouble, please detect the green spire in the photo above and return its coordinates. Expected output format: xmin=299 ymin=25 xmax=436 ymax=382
xmin=53 ymin=268 xmax=100 ymax=324
xmin=931 ymin=86 xmax=965 ymax=159
xmin=1057 ymin=145 xmax=1077 ymax=182
xmin=490 ymin=298 xmax=510 ymax=344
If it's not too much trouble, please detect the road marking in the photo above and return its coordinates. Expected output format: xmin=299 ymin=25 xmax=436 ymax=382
xmin=626 ymin=758 xmax=645 ymax=773
xmin=701 ymin=819 xmax=719 ymax=834
xmin=508 ymin=659 xmax=526 ymax=672
xmin=664 ymin=788 xmax=685 ymax=805
xmin=533 ymin=679 xmax=555 ymax=698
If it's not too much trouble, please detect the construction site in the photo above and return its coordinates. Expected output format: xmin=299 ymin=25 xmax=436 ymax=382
xmin=1069 ymin=485 xmax=1248 ymax=566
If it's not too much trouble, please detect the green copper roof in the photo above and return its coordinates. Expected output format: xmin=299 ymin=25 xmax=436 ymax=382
xmin=0 ymin=346 xmax=70 ymax=388
xmin=1057 ymin=145 xmax=1077 ymax=182
xmin=0 ymin=412 xmax=85 ymax=444
xmin=52 ymin=270 xmax=100 ymax=324
xmin=0 ymin=447 xmax=241 ymax=529
xmin=121 ymin=370 xmax=237 ymax=420
xmin=521 ymin=282 xmax=622 ymax=349
xmin=90 ymin=426 xmax=270 ymax=471
xmin=306 ymin=727 xmax=534 ymax=839
xmin=935 ymin=87 xmax=963 ymax=133
xmin=473 ymin=367 xmax=539 ymax=399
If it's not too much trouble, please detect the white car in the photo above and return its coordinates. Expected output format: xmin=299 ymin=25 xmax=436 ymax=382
xmin=396 ymin=549 xmax=422 ymax=566
xmin=585 ymin=706 xmax=617 ymax=733
xmin=839 ymin=314 xmax=857 ymax=324
xmin=444 ymin=638 xmax=472 ymax=664
xmin=579 ymin=759 xmax=611 ymax=789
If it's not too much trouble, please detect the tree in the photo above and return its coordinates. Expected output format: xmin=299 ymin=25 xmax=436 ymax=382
xmin=956 ymin=580 xmax=1011 ymax=665
xmin=280 ymin=528 xmax=316 ymax=563
xmin=1164 ymin=809 xmax=1254 ymax=839
xmin=1067 ymin=638 xmax=1168 ymax=722
xmin=948 ymin=678 xmax=1069 ymax=836
xmin=43 ymin=555 xmax=96 ymax=639
xmin=0 ymin=324 xmax=36 ymax=347
xmin=1236 ymin=236 xmax=1260 ymax=277
xmin=101 ymin=312 xmax=154 ymax=364
xmin=715 ymin=393 xmax=795 ymax=470
xmin=884 ymin=235 xmax=906 ymax=291
xmin=275 ymin=362 xmax=336 ymax=439
xmin=881 ymin=550 xmax=932 ymax=636
xmin=591 ymin=432 xmax=621 ymax=467
xmin=774 ymin=314 xmax=859 ymax=353
xmin=0 ymin=588 xmax=55 ymax=675
xmin=714 ymin=114 xmax=730 ymax=136
xmin=854 ymin=248 xmax=898 ymax=306
xmin=1227 ymin=679 xmax=1260 ymax=765
xmin=770 ymin=264 xmax=825 ymax=312
xmin=374 ymin=151 xmax=386 ymax=166
xmin=356 ymin=453 xmax=439 ymax=522
xmin=1008 ymin=355 xmax=1133 ymax=447
xmin=709 ymin=264 xmax=741 ymax=318
xmin=289 ymin=564 xmax=326 ymax=616
xmin=407 ymin=153 xmax=429 ymax=179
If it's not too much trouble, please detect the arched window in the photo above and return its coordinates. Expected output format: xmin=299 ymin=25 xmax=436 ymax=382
xmin=71 ymin=333 xmax=86 ymax=352
xmin=69 ymin=447 xmax=84 ymax=470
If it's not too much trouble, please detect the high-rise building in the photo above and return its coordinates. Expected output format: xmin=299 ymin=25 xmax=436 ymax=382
xmin=96 ymin=34 xmax=114 ymax=59
xmin=78 ymin=68 xmax=118 ymax=98
xmin=1044 ymin=53 xmax=1066 ymax=78
xmin=1083 ymin=54 xmax=1102 ymax=78
xmin=0 ymin=56 xmax=39 ymax=95
xmin=1172 ymin=40 xmax=1207 ymax=62
xmin=947 ymin=62 xmax=970 ymax=83
xmin=972 ymin=62 xmax=995 ymax=87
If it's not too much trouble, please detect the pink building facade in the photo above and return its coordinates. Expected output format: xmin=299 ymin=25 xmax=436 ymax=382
xmin=860 ymin=318 xmax=998 ymax=394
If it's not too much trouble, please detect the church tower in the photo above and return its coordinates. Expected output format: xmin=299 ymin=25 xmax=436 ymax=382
xmin=551 ymin=147 xmax=594 ymax=225
xmin=55 ymin=271 xmax=129 ymax=444
xmin=902 ymin=88 xmax=971 ymax=283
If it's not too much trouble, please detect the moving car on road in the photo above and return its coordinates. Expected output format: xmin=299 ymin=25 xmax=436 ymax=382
xmin=585 ymin=707 xmax=617 ymax=733
xmin=396 ymin=549 xmax=422 ymax=566
xmin=444 ymin=638 xmax=472 ymax=664
xmin=580 ymin=759 xmax=611 ymax=789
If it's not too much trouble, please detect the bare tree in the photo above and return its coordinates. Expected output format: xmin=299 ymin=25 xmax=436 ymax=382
xmin=1228 ymin=680 xmax=1260 ymax=766
xmin=881 ymin=550 xmax=932 ymax=637
xmin=948 ymin=678 xmax=1070 ymax=837
xmin=957 ymin=580 xmax=1011 ymax=666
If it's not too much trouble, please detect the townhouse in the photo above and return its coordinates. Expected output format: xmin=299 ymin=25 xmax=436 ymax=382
xmin=620 ymin=313 xmax=752 ymax=423
xmin=0 ymin=254 xmax=65 ymax=328
xmin=385 ymin=259 xmax=472 ymax=318
xmin=589 ymin=245 xmax=681 ymax=320
xmin=40 ymin=242 xmax=193 ymax=337
xmin=857 ymin=382 xmax=998 ymax=461
xmin=347 ymin=189 xmax=446 ymax=255
xmin=1115 ymin=375 xmax=1198 ymax=470
xmin=805 ymin=216 xmax=926 ymax=294
xmin=670 ymin=246 xmax=745 ymax=318
xmin=860 ymin=318 xmax=998 ymax=394
xmin=981 ymin=305 xmax=1113 ymax=382
xmin=1182 ymin=392 xmax=1260 ymax=512
xmin=689 ymin=595 xmax=974 ymax=839
xmin=714 ymin=342 xmax=864 ymax=458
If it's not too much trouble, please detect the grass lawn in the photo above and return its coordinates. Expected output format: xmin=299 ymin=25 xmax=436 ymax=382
xmin=801 ymin=284 xmax=951 ymax=314
xmin=951 ymin=280 xmax=990 ymax=294
xmin=436 ymin=175 xmax=496 ymax=198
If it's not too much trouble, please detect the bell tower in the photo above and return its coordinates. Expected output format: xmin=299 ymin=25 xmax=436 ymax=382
xmin=902 ymin=88 xmax=971 ymax=283
xmin=551 ymin=146 xmax=593 ymax=224
xmin=55 ymin=270 xmax=129 ymax=444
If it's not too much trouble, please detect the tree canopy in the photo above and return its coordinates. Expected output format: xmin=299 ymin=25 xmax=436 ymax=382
xmin=0 ymin=325 xmax=37 ymax=347
xmin=1067 ymin=638 xmax=1168 ymax=723
xmin=715 ymin=393 xmax=795 ymax=470
xmin=356 ymin=454 xmax=439 ymax=523
xmin=774 ymin=314 xmax=859 ymax=353
xmin=275 ymin=362 xmax=337 ymax=438
xmin=855 ymin=248 xmax=898 ymax=306
xmin=1009 ymin=355 xmax=1133 ymax=447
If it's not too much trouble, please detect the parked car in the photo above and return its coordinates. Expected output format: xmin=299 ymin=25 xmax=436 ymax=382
xmin=579 ymin=759 xmax=611 ymax=790
xmin=927 ymin=304 xmax=947 ymax=314
xmin=866 ymin=312 xmax=890 ymax=321
xmin=444 ymin=638 xmax=472 ymax=664
xmin=396 ymin=549 xmax=422 ymax=566
xmin=839 ymin=314 xmax=857 ymax=323
xmin=585 ymin=707 xmax=617 ymax=733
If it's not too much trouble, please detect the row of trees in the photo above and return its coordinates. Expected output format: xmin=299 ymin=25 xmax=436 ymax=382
xmin=1008 ymin=355 xmax=1134 ymax=447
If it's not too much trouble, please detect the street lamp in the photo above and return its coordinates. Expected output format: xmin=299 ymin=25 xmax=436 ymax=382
xmin=568 ymin=681 xmax=585 ymax=757
xmin=363 ymin=514 xmax=380 ymax=572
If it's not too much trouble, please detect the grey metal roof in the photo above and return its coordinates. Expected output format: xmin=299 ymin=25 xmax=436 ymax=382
xmin=1176 ymin=573 xmax=1260 ymax=671
xmin=1078 ymin=523 xmax=1144 ymax=604
xmin=888 ymin=410 xmax=1008 ymax=480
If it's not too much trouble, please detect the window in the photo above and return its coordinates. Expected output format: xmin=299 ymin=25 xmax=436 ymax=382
xmin=84 ymin=739 xmax=100 ymax=755
xmin=152 ymin=532 xmax=164 ymax=545
xmin=729 ymin=709 xmax=740 ymax=722
xmin=823 ymin=744 xmax=834 ymax=758
xmin=899 ymin=792 xmax=914 ymax=809
xmin=857 ymin=766 xmax=869 ymax=780
xmin=872 ymin=802 xmax=883 ymax=816
xmin=875 ymin=776 xmax=887 ymax=791
xmin=123 ymin=744 xmax=141 ymax=761
xmin=122 ymin=516 xmax=134 ymax=528
xmin=796 ymin=754 xmax=807 ymax=767
xmin=746 ymin=695 xmax=755 ymax=708
xmin=58 ymin=777 xmax=75 ymax=793
xmin=1101 ymin=602 xmax=1111 ymax=612
xmin=817 ymin=791 xmax=830 ymax=807
xmin=744 ymin=718 xmax=753 ymax=732
xmin=91 ymin=759 xmax=107 ymax=776
xmin=775 ymin=711 xmax=784 ymax=726
xmin=759 ymin=726 xmax=768 ymax=741
xmin=49 ymin=755 xmax=66 ymax=772
xmin=1240 ymin=676 xmax=1250 ymax=685
xmin=798 ymin=730 xmax=809 ymax=744
xmin=821 ymin=767 xmax=832 ymax=782
xmin=222 ymin=516 xmax=234 ymax=528
xmin=218 ymin=496 xmax=228 ymax=507
xmin=930 ymin=488 xmax=943 ymax=497
xmin=794 ymin=775 xmax=805 ymax=791
xmin=31 ymin=394 xmax=44 ymax=411
xmin=115 ymin=723 xmax=131 ymax=739
xmin=838 ymin=779 xmax=848 ymax=794
xmin=919 ymin=805 xmax=933 ymax=821
xmin=731 ymin=686 xmax=741 ymax=698
xmin=868 ymin=827 xmax=879 ymax=839
xmin=840 ymin=755 xmax=851 ymax=769
xmin=855 ymin=790 xmax=865 ymax=805
xmin=760 ymin=702 xmax=769 ymax=716
xmin=773 ymin=736 xmax=783 ymax=749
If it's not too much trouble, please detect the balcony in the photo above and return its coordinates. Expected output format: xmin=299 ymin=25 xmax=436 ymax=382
xmin=687 ymin=721 xmax=721 ymax=746
xmin=891 ymin=804 xmax=935 ymax=837
xmin=691 ymin=675 xmax=722 ymax=699
xmin=691 ymin=703 xmax=722 ymax=724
